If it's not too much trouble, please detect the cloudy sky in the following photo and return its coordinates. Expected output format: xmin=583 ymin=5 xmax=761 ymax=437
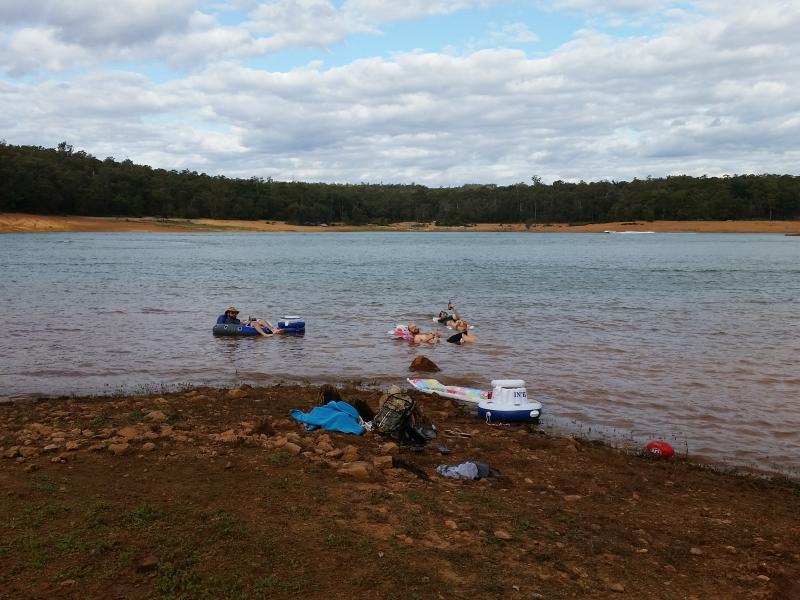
xmin=1 ymin=0 xmax=798 ymax=185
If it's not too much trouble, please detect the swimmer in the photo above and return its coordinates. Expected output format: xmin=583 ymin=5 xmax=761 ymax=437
xmin=447 ymin=330 xmax=476 ymax=345
xmin=436 ymin=302 xmax=460 ymax=324
xmin=408 ymin=323 xmax=440 ymax=344
xmin=451 ymin=319 xmax=470 ymax=332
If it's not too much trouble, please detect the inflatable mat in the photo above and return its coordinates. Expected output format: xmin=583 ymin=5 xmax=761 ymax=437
xmin=407 ymin=378 xmax=489 ymax=405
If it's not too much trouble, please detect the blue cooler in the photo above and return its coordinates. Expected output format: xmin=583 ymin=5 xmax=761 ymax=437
xmin=278 ymin=316 xmax=305 ymax=334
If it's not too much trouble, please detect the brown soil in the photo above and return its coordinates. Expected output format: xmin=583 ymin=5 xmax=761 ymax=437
xmin=1 ymin=385 xmax=798 ymax=599
xmin=2 ymin=213 xmax=800 ymax=234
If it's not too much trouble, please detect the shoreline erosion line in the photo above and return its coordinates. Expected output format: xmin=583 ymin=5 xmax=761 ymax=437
xmin=2 ymin=213 xmax=800 ymax=234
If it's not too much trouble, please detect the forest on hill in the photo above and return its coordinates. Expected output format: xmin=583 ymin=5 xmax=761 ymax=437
xmin=2 ymin=141 xmax=799 ymax=225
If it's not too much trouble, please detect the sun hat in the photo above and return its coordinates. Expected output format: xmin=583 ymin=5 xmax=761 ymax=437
xmin=226 ymin=306 xmax=240 ymax=314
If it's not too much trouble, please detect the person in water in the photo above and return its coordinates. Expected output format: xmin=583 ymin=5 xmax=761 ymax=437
xmin=447 ymin=330 xmax=476 ymax=345
xmin=217 ymin=306 xmax=279 ymax=337
xmin=407 ymin=323 xmax=440 ymax=344
xmin=451 ymin=319 xmax=470 ymax=332
xmin=436 ymin=302 xmax=460 ymax=324
xmin=217 ymin=306 xmax=242 ymax=324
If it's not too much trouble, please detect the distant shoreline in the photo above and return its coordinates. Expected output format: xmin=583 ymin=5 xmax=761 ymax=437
xmin=2 ymin=213 xmax=800 ymax=234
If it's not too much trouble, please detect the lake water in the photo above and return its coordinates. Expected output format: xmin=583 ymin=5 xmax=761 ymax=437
xmin=1 ymin=232 xmax=798 ymax=475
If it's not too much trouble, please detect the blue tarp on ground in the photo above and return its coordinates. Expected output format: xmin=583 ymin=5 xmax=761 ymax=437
xmin=289 ymin=401 xmax=365 ymax=435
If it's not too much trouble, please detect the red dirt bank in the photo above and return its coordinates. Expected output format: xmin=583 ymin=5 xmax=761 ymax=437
xmin=1 ymin=385 xmax=799 ymax=599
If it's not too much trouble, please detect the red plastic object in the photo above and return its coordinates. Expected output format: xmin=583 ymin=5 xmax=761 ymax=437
xmin=646 ymin=440 xmax=675 ymax=458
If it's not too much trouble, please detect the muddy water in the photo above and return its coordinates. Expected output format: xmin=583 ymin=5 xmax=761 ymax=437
xmin=1 ymin=232 xmax=798 ymax=474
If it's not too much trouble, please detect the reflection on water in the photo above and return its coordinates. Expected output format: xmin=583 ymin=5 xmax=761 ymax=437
xmin=1 ymin=232 xmax=799 ymax=475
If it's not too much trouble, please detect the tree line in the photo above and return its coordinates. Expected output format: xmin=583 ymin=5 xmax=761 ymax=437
xmin=1 ymin=141 xmax=799 ymax=224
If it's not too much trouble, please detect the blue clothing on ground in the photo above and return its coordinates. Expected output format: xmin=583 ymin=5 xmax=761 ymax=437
xmin=290 ymin=401 xmax=365 ymax=435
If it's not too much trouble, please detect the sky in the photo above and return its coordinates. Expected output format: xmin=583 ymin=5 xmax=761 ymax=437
xmin=1 ymin=0 xmax=798 ymax=186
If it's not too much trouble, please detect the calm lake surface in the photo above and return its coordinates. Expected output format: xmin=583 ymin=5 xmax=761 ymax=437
xmin=1 ymin=232 xmax=798 ymax=474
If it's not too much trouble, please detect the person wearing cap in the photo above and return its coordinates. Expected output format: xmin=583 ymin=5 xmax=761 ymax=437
xmin=217 ymin=306 xmax=242 ymax=325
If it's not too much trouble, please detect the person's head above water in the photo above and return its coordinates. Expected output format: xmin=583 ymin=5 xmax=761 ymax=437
xmin=225 ymin=306 xmax=239 ymax=316
xmin=408 ymin=323 xmax=420 ymax=335
xmin=438 ymin=310 xmax=448 ymax=319
xmin=453 ymin=319 xmax=468 ymax=331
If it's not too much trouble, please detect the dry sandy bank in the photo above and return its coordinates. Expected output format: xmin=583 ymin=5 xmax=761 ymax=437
xmin=2 ymin=213 xmax=800 ymax=234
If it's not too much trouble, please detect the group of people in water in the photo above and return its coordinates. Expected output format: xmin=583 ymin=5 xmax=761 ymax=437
xmin=217 ymin=301 xmax=476 ymax=344
xmin=407 ymin=302 xmax=476 ymax=345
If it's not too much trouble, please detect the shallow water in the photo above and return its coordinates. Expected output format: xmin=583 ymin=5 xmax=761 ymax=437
xmin=1 ymin=232 xmax=798 ymax=474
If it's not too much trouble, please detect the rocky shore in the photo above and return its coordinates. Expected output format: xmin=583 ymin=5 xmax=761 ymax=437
xmin=2 ymin=384 xmax=799 ymax=599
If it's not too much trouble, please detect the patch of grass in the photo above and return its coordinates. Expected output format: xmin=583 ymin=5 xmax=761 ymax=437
xmin=206 ymin=573 xmax=244 ymax=598
xmin=267 ymin=474 xmax=294 ymax=491
xmin=454 ymin=489 xmax=501 ymax=511
xmin=128 ymin=409 xmax=145 ymax=423
xmin=20 ymin=501 xmax=70 ymax=528
xmin=206 ymin=510 xmax=245 ymax=539
xmin=30 ymin=476 xmax=57 ymax=494
xmin=405 ymin=490 xmax=442 ymax=512
xmin=323 ymin=529 xmax=351 ymax=549
xmin=29 ymin=553 xmax=49 ymax=570
xmin=252 ymin=574 xmax=305 ymax=596
xmin=368 ymin=511 xmax=389 ymax=524
xmin=54 ymin=532 xmax=84 ymax=554
xmin=84 ymin=501 xmax=113 ymax=529
xmin=479 ymin=577 xmax=505 ymax=596
xmin=89 ymin=414 xmax=111 ymax=429
xmin=15 ymin=532 xmax=49 ymax=570
xmin=255 ymin=534 xmax=278 ymax=555
xmin=268 ymin=451 xmax=290 ymax=467
xmin=122 ymin=502 xmax=165 ymax=528
xmin=322 ymin=528 xmax=375 ymax=557
xmin=156 ymin=562 xmax=208 ymax=600
xmin=556 ymin=511 xmax=577 ymax=525
xmin=514 ymin=517 xmax=531 ymax=532
xmin=165 ymin=413 xmax=183 ymax=426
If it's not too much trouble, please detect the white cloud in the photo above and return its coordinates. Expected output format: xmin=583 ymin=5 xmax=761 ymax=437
xmin=1 ymin=28 xmax=89 ymax=76
xmin=0 ymin=0 xmax=516 ymax=74
xmin=1 ymin=1 xmax=799 ymax=184
xmin=245 ymin=0 xmax=371 ymax=53
xmin=0 ymin=0 xmax=199 ymax=46
xmin=487 ymin=22 xmax=540 ymax=44
xmin=342 ymin=0 xmax=509 ymax=22
xmin=553 ymin=0 xmax=670 ymax=13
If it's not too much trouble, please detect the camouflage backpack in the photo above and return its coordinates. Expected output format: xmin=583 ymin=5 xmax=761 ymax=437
xmin=372 ymin=393 xmax=416 ymax=437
